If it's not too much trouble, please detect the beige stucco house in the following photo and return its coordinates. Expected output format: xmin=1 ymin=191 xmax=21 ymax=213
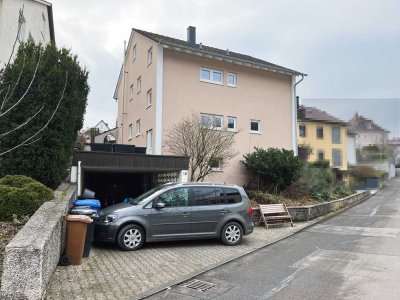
xmin=0 ymin=0 xmax=55 ymax=66
xmin=114 ymin=26 xmax=305 ymax=185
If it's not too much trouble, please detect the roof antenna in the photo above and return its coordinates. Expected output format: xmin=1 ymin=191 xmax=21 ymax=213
xmin=226 ymin=49 xmax=230 ymax=56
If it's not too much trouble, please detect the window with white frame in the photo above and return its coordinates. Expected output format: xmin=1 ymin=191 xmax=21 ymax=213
xmin=200 ymin=67 xmax=223 ymax=84
xmin=129 ymin=84 xmax=134 ymax=100
xmin=200 ymin=114 xmax=223 ymax=130
xmin=146 ymin=129 xmax=153 ymax=154
xmin=227 ymin=73 xmax=237 ymax=87
xmin=137 ymin=76 xmax=141 ymax=93
xmin=128 ymin=124 xmax=133 ymax=140
xmin=136 ymin=119 xmax=140 ymax=136
xmin=147 ymin=89 xmax=152 ymax=107
xmin=147 ymin=47 xmax=153 ymax=65
xmin=250 ymin=120 xmax=261 ymax=133
xmin=210 ymin=158 xmax=223 ymax=171
xmin=132 ymin=44 xmax=136 ymax=61
xmin=227 ymin=116 xmax=237 ymax=131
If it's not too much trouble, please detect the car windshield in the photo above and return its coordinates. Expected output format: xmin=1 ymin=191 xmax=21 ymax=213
xmin=129 ymin=185 xmax=171 ymax=205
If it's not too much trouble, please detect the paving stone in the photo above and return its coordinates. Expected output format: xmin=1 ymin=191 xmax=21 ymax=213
xmin=45 ymin=224 xmax=309 ymax=299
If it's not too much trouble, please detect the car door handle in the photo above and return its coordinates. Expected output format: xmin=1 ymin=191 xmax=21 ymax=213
xmin=219 ymin=210 xmax=227 ymax=215
xmin=181 ymin=212 xmax=189 ymax=217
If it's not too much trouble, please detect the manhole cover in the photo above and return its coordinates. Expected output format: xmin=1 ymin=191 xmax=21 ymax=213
xmin=181 ymin=279 xmax=216 ymax=292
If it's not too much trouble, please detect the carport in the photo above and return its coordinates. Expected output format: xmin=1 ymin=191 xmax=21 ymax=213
xmin=71 ymin=150 xmax=189 ymax=207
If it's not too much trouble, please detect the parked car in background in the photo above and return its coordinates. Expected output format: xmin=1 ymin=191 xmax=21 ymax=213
xmin=94 ymin=182 xmax=254 ymax=250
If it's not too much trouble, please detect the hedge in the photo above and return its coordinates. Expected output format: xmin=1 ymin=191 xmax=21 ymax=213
xmin=0 ymin=175 xmax=54 ymax=221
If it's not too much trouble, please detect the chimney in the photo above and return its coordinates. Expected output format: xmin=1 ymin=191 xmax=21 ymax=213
xmin=187 ymin=26 xmax=196 ymax=44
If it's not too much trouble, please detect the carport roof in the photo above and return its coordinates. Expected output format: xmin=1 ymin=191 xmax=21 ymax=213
xmin=72 ymin=151 xmax=189 ymax=172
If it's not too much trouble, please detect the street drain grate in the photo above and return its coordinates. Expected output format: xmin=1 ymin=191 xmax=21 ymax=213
xmin=181 ymin=279 xmax=216 ymax=292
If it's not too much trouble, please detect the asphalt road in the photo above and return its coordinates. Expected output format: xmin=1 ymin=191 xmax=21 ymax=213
xmin=147 ymin=178 xmax=400 ymax=300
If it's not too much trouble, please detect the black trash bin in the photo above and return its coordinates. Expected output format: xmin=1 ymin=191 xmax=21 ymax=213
xmin=69 ymin=206 xmax=99 ymax=257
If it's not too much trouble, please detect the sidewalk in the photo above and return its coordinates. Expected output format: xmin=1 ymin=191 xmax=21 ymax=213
xmin=46 ymin=222 xmax=312 ymax=300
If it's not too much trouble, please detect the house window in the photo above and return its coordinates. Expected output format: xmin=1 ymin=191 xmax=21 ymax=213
xmin=146 ymin=129 xmax=153 ymax=154
xmin=147 ymin=47 xmax=152 ymax=66
xmin=332 ymin=126 xmax=341 ymax=144
xmin=200 ymin=114 xmax=223 ymax=130
xmin=299 ymin=124 xmax=306 ymax=137
xmin=317 ymin=149 xmax=324 ymax=161
xmin=129 ymin=84 xmax=134 ymax=100
xmin=227 ymin=117 xmax=237 ymax=131
xmin=147 ymin=89 xmax=152 ymax=107
xmin=227 ymin=73 xmax=237 ymax=87
xmin=132 ymin=44 xmax=136 ymax=61
xmin=136 ymin=119 xmax=140 ymax=136
xmin=210 ymin=158 xmax=223 ymax=171
xmin=128 ymin=124 xmax=133 ymax=140
xmin=200 ymin=67 xmax=223 ymax=84
xmin=137 ymin=76 xmax=141 ymax=93
xmin=316 ymin=126 xmax=324 ymax=139
xmin=250 ymin=120 xmax=261 ymax=133
xmin=332 ymin=149 xmax=342 ymax=167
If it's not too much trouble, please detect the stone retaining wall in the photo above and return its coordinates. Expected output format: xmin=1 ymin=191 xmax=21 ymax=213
xmin=252 ymin=191 xmax=371 ymax=223
xmin=1 ymin=184 xmax=76 ymax=300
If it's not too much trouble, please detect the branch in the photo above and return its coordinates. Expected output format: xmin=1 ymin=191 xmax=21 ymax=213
xmin=0 ymin=71 xmax=68 ymax=156
xmin=0 ymin=105 xmax=44 ymax=138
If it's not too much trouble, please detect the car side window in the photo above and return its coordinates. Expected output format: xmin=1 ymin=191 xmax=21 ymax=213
xmin=192 ymin=187 xmax=226 ymax=206
xmin=224 ymin=188 xmax=242 ymax=204
xmin=156 ymin=187 xmax=189 ymax=207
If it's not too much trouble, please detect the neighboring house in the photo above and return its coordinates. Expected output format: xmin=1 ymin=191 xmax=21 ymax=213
xmin=348 ymin=113 xmax=389 ymax=149
xmin=113 ymin=26 xmax=305 ymax=185
xmin=94 ymin=127 xmax=118 ymax=144
xmin=297 ymin=106 xmax=348 ymax=171
xmin=347 ymin=129 xmax=357 ymax=165
xmin=388 ymin=138 xmax=400 ymax=166
xmin=94 ymin=120 xmax=111 ymax=134
xmin=0 ymin=0 xmax=55 ymax=66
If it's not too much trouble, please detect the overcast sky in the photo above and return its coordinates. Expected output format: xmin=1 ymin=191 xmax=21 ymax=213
xmin=52 ymin=0 xmax=400 ymax=137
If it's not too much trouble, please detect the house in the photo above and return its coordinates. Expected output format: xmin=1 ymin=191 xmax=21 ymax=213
xmin=348 ymin=113 xmax=389 ymax=150
xmin=297 ymin=106 xmax=348 ymax=171
xmin=347 ymin=128 xmax=357 ymax=165
xmin=0 ymin=0 xmax=55 ymax=66
xmin=113 ymin=26 xmax=305 ymax=185
xmin=94 ymin=120 xmax=111 ymax=134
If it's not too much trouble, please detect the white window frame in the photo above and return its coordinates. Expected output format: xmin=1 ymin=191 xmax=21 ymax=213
xmin=147 ymin=47 xmax=153 ymax=66
xmin=250 ymin=119 xmax=261 ymax=134
xmin=128 ymin=124 xmax=133 ymax=140
xmin=137 ymin=76 xmax=141 ymax=94
xmin=146 ymin=89 xmax=152 ymax=107
xmin=136 ymin=119 xmax=140 ymax=136
xmin=200 ymin=114 xmax=223 ymax=130
xmin=227 ymin=116 xmax=237 ymax=132
xmin=129 ymin=84 xmax=134 ymax=100
xmin=132 ymin=44 xmax=137 ymax=62
xmin=146 ymin=129 xmax=153 ymax=154
xmin=200 ymin=67 xmax=223 ymax=85
xmin=227 ymin=72 xmax=237 ymax=87
xmin=210 ymin=158 xmax=223 ymax=172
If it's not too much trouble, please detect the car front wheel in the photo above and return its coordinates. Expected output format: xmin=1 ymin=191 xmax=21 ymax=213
xmin=117 ymin=224 xmax=145 ymax=251
xmin=221 ymin=222 xmax=243 ymax=246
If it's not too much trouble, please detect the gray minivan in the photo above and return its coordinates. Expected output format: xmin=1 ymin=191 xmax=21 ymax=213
xmin=94 ymin=182 xmax=254 ymax=250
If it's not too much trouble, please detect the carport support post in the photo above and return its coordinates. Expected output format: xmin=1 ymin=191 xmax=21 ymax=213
xmin=178 ymin=170 xmax=189 ymax=183
xmin=77 ymin=161 xmax=82 ymax=196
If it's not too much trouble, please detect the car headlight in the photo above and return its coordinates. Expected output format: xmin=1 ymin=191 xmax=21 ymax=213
xmin=98 ymin=214 xmax=118 ymax=223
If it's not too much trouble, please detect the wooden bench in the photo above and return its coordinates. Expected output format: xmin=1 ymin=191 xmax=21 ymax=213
xmin=259 ymin=204 xmax=294 ymax=228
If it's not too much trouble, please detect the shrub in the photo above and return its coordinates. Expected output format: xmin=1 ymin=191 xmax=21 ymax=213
xmin=242 ymin=147 xmax=303 ymax=192
xmin=299 ymin=164 xmax=335 ymax=201
xmin=0 ymin=175 xmax=54 ymax=221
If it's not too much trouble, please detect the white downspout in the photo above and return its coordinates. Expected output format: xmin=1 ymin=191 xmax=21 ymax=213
xmin=77 ymin=161 xmax=82 ymax=196
xmin=292 ymin=74 xmax=305 ymax=156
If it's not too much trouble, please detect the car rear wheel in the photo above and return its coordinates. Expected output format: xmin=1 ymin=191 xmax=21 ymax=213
xmin=221 ymin=222 xmax=243 ymax=246
xmin=117 ymin=224 xmax=145 ymax=251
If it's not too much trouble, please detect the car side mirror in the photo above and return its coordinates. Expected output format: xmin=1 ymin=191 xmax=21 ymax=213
xmin=154 ymin=202 xmax=165 ymax=209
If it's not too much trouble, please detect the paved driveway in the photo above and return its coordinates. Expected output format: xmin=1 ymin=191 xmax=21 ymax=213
xmin=45 ymin=224 xmax=309 ymax=300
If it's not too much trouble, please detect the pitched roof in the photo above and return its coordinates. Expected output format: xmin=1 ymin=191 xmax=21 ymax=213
xmin=298 ymin=106 xmax=346 ymax=125
xmin=348 ymin=113 xmax=389 ymax=133
xmin=132 ymin=28 xmax=305 ymax=76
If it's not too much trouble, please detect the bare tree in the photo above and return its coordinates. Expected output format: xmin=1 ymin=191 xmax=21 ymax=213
xmin=0 ymin=5 xmax=67 ymax=157
xmin=165 ymin=114 xmax=238 ymax=181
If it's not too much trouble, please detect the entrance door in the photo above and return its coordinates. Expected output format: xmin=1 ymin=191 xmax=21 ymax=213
xmin=149 ymin=187 xmax=191 ymax=240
